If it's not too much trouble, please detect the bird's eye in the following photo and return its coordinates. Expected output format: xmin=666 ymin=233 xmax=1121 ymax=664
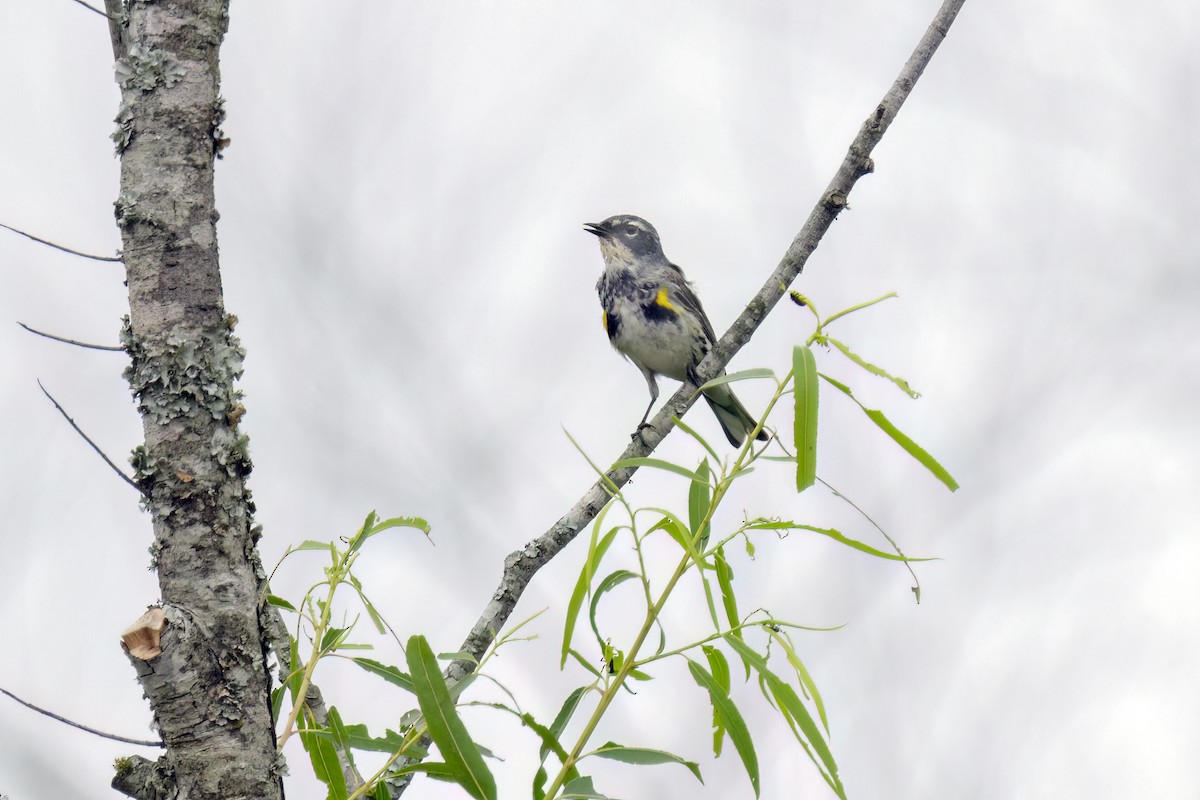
xmin=625 ymin=225 xmax=639 ymax=237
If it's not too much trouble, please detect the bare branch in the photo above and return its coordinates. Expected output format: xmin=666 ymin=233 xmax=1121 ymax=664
xmin=37 ymin=381 xmax=146 ymax=496
xmin=393 ymin=2 xmax=971 ymax=792
xmin=0 ymin=222 xmax=121 ymax=263
xmin=17 ymin=322 xmax=124 ymax=352
xmin=444 ymin=0 xmax=967 ymax=686
xmin=0 ymin=686 xmax=161 ymax=748
xmin=395 ymin=9 xmax=969 ymax=794
xmin=67 ymin=0 xmax=114 ymax=18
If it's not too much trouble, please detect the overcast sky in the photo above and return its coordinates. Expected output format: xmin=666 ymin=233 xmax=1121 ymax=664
xmin=1 ymin=2 xmax=1197 ymax=799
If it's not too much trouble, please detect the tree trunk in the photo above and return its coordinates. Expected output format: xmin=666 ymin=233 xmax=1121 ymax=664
xmin=105 ymin=2 xmax=282 ymax=798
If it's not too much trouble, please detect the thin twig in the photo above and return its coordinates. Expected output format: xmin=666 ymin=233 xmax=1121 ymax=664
xmin=37 ymin=381 xmax=147 ymax=496
xmin=67 ymin=0 xmax=114 ymax=18
xmin=818 ymin=476 xmax=922 ymax=601
xmin=0 ymin=222 xmax=121 ymax=262
xmin=0 ymin=686 xmax=162 ymax=748
xmin=17 ymin=322 xmax=124 ymax=352
xmin=392 ymin=0 xmax=969 ymax=791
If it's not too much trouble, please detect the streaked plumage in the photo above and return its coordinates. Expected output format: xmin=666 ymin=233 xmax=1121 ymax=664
xmin=585 ymin=215 xmax=769 ymax=447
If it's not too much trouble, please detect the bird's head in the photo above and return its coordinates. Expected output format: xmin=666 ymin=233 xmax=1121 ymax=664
xmin=583 ymin=215 xmax=665 ymax=266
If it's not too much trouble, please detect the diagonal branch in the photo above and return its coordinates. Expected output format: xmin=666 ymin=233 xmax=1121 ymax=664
xmin=445 ymin=0 xmax=968 ymax=688
xmin=37 ymin=380 xmax=146 ymax=496
xmin=0 ymin=222 xmax=122 ymax=263
xmin=392 ymin=0 xmax=969 ymax=792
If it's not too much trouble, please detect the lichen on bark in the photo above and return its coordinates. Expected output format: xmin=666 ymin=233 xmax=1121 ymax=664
xmin=108 ymin=3 xmax=282 ymax=799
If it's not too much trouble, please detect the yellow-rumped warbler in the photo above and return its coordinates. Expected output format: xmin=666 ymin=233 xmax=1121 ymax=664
xmin=585 ymin=214 xmax=770 ymax=447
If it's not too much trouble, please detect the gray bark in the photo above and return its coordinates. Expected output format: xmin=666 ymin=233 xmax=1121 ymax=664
xmin=105 ymin=2 xmax=283 ymax=798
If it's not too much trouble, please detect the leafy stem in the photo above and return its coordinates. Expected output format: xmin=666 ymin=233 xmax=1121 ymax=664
xmin=543 ymin=374 xmax=788 ymax=798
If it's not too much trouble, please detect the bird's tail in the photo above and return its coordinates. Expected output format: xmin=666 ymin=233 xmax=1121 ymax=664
xmin=702 ymin=384 xmax=770 ymax=448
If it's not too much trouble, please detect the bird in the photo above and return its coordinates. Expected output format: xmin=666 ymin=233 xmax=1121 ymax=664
xmin=584 ymin=214 xmax=770 ymax=448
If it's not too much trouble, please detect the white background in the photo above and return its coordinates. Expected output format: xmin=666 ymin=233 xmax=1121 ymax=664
xmin=1 ymin=2 xmax=1197 ymax=799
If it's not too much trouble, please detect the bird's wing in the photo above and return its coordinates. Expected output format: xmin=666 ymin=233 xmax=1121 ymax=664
xmin=667 ymin=263 xmax=718 ymax=345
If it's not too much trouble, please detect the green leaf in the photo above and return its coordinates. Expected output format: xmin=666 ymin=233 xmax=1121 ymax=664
xmin=337 ymin=722 xmax=413 ymax=754
xmin=561 ymin=775 xmax=613 ymax=799
xmin=688 ymin=459 xmax=712 ymax=549
xmin=270 ymin=684 xmax=288 ymax=721
xmin=722 ymin=636 xmax=844 ymax=798
xmin=533 ymin=766 xmax=549 ymax=800
xmin=562 ymin=519 xmax=620 ymax=669
xmin=820 ymin=291 xmax=898 ymax=329
xmin=586 ymin=741 xmax=703 ymax=783
xmin=349 ymin=658 xmax=415 ymax=693
xmin=566 ymin=648 xmax=603 ymax=679
xmin=611 ymin=457 xmax=706 ymax=483
xmin=687 ymin=659 xmax=759 ymax=797
xmin=320 ymin=626 xmax=348 ymax=654
xmin=702 ymin=645 xmax=731 ymax=756
xmin=696 ymin=367 xmax=776 ymax=392
xmin=370 ymin=514 xmax=432 ymax=536
xmin=405 ymin=635 xmax=496 ymax=800
xmin=290 ymin=539 xmax=337 ymax=553
xmin=356 ymin=591 xmax=388 ymax=635
xmin=588 ymin=570 xmax=639 ymax=650
xmin=389 ymin=761 xmax=463 ymax=782
xmin=265 ymin=594 xmax=297 ymax=612
xmin=274 ymin=640 xmax=303 ymax=720
xmin=326 ymin=706 xmax=357 ymax=773
xmin=645 ymin=513 xmax=689 ymax=551
xmin=714 ymin=547 xmax=750 ymax=681
xmin=862 ymin=406 xmax=958 ymax=490
xmin=351 ymin=514 xmax=433 ymax=554
xmin=744 ymin=520 xmax=935 ymax=561
xmin=602 ymin=641 xmax=623 ymax=673
xmin=700 ymin=567 xmax=721 ymax=631
xmin=818 ymin=373 xmax=959 ymax=491
xmin=644 ymin=507 xmax=707 ymax=567
xmin=518 ymin=711 xmax=580 ymax=791
xmin=671 ymin=415 xmax=721 ymax=464
xmin=770 ymin=632 xmax=829 ymax=733
xmin=793 ymin=345 xmax=819 ymax=492
xmin=714 ymin=547 xmax=740 ymax=633
xmin=346 ymin=510 xmax=377 ymax=553
xmin=704 ymin=646 xmax=731 ymax=696
xmin=542 ymin=687 xmax=588 ymax=763
xmin=298 ymin=715 xmax=348 ymax=800
xmin=826 ymin=337 xmax=920 ymax=398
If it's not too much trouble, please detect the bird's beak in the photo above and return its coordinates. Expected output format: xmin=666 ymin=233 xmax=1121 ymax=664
xmin=583 ymin=222 xmax=610 ymax=239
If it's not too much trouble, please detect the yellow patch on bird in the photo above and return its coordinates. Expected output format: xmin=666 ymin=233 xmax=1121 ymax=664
xmin=654 ymin=286 xmax=677 ymax=312
xmin=602 ymin=310 xmax=608 ymax=331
